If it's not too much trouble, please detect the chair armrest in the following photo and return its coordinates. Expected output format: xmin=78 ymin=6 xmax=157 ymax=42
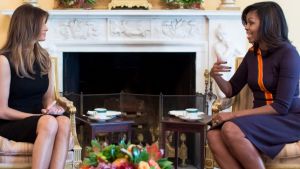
xmin=56 ymin=96 xmax=82 ymax=165
xmin=212 ymin=97 xmax=234 ymax=114
xmin=56 ymin=96 xmax=76 ymax=114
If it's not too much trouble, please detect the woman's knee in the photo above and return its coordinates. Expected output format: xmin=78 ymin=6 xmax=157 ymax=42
xmin=37 ymin=115 xmax=58 ymax=136
xmin=221 ymin=122 xmax=244 ymax=142
xmin=56 ymin=116 xmax=70 ymax=135
xmin=207 ymin=130 xmax=222 ymax=148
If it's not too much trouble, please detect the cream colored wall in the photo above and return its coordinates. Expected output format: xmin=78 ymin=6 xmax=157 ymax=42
xmin=0 ymin=0 xmax=300 ymax=50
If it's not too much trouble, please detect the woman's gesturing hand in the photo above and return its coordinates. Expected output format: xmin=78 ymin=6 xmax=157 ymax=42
xmin=41 ymin=101 xmax=65 ymax=115
xmin=210 ymin=61 xmax=231 ymax=78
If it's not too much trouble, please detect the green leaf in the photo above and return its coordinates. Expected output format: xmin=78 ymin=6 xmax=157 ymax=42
xmin=91 ymin=139 xmax=101 ymax=153
xmin=85 ymin=0 xmax=96 ymax=4
xmin=157 ymin=158 xmax=173 ymax=169
xmin=83 ymin=157 xmax=98 ymax=166
xmin=139 ymin=150 xmax=149 ymax=162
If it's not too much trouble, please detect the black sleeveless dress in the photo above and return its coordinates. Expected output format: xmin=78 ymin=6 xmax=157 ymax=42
xmin=0 ymin=53 xmax=49 ymax=143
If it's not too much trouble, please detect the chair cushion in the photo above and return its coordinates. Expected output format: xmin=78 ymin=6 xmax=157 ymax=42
xmin=0 ymin=136 xmax=75 ymax=166
xmin=0 ymin=136 xmax=32 ymax=156
xmin=276 ymin=141 xmax=300 ymax=158
xmin=0 ymin=135 xmax=74 ymax=156
xmin=0 ymin=155 xmax=32 ymax=164
xmin=263 ymin=141 xmax=300 ymax=167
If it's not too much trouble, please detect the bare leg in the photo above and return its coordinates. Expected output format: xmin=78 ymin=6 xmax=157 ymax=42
xmin=49 ymin=116 xmax=71 ymax=169
xmin=221 ymin=122 xmax=265 ymax=169
xmin=32 ymin=115 xmax=58 ymax=169
xmin=207 ymin=129 xmax=243 ymax=169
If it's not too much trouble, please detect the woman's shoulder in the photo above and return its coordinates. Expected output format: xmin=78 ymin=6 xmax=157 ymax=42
xmin=0 ymin=55 xmax=11 ymax=73
xmin=276 ymin=42 xmax=298 ymax=54
xmin=0 ymin=55 xmax=9 ymax=64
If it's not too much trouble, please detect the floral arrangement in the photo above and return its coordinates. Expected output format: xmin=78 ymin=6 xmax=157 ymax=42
xmin=57 ymin=0 xmax=96 ymax=8
xmin=164 ymin=0 xmax=204 ymax=9
xmin=80 ymin=139 xmax=173 ymax=169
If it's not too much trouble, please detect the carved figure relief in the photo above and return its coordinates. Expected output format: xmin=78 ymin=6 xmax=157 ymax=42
xmin=109 ymin=19 xmax=151 ymax=39
xmin=52 ymin=19 xmax=103 ymax=40
xmin=165 ymin=131 xmax=175 ymax=158
xmin=162 ymin=18 xmax=198 ymax=39
xmin=213 ymin=24 xmax=241 ymax=98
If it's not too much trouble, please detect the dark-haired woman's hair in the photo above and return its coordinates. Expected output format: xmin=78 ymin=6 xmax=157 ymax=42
xmin=242 ymin=1 xmax=290 ymax=48
xmin=0 ymin=4 xmax=51 ymax=78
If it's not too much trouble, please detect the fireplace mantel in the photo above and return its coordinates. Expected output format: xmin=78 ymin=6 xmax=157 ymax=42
xmin=1 ymin=9 xmax=247 ymax=94
xmin=1 ymin=9 xmax=241 ymax=16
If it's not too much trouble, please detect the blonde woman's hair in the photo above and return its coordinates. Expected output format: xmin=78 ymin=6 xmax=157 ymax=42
xmin=0 ymin=4 xmax=51 ymax=78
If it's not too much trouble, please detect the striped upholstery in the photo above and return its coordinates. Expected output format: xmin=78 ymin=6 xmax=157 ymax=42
xmin=0 ymin=136 xmax=33 ymax=156
xmin=276 ymin=141 xmax=300 ymax=158
xmin=0 ymin=135 xmax=75 ymax=167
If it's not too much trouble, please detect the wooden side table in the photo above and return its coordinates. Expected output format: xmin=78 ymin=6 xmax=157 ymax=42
xmin=161 ymin=115 xmax=211 ymax=169
xmin=76 ymin=115 xmax=134 ymax=149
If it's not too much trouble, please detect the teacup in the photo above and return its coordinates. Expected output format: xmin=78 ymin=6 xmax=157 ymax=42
xmin=94 ymin=108 xmax=107 ymax=118
xmin=185 ymin=108 xmax=199 ymax=118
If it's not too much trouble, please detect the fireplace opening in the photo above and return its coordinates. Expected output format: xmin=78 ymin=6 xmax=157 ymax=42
xmin=63 ymin=52 xmax=196 ymax=95
xmin=63 ymin=52 xmax=200 ymax=165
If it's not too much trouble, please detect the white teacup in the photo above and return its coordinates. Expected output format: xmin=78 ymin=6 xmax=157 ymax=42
xmin=185 ymin=108 xmax=199 ymax=119
xmin=94 ymin=108 xmax=107 ymax=113
xmin=94 ymin=108 xmax=107 ymax=118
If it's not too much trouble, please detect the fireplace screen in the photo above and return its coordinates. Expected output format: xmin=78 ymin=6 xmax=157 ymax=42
xmin=64 ymin=92 xmax=206 ymax=167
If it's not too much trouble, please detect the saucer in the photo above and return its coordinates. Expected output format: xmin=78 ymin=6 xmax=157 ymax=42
xmin=87 ymin=110 xmax=121 ymax=117
xmin=169 ymin=110 xmax=204 ymax=117
xmin=88 ymin=115 xmax=115 ymax=122
xmin=178 ymin=114 xmax=204 ymax=121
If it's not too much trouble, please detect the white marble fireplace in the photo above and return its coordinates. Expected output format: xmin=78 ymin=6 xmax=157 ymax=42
xmin=2 ymin=9 xmax=248 ymax=94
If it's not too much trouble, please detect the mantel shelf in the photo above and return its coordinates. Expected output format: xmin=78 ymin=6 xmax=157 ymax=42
xmin=1 ymin=9 xmax=241 ymax=17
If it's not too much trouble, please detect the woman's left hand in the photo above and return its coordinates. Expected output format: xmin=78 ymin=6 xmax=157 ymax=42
xmin=41 ymin=101 xmax=65 ymax=115
xmin=211 ymin=112 xmax=235 ymax=127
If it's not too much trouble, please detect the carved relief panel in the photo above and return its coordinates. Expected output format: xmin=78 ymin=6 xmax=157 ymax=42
xmin=47 ymin=18 xmax=106 ymax=41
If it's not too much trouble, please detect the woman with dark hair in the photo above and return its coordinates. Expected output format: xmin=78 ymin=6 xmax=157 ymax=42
xmin=0 ymin=4 xmax=70 ymax=169
xmin=207 ymin=1 xmax=300 ymax=169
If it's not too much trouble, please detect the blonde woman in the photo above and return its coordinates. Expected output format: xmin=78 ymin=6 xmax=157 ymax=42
xmin=0 ymin=4 xmax=70 ymax=169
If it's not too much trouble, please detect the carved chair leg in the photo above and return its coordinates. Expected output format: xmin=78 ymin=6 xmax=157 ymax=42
xmin=205 ymin=144 xmax=216 ymax=169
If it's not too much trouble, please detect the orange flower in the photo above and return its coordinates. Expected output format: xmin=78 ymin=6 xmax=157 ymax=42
xmin=146 ymin=143 xmax=162 ymax=161
xmin=138 ymin=161 xmax=150 ymax=169
xmin=148 ymin=159 xmax=161 ymax=169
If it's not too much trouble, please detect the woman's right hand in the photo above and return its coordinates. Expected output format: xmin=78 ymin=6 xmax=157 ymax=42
xmin=210 ymin=61 xmax=231 ymax=79
xmin=41 ymin=101 xmax=65 ymax=115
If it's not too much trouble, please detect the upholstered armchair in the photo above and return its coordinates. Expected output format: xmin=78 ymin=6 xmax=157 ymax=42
xmin=205 ymin=57 xmax=300 ymax=169
xmin=0 ymin=58 xmax=82 ymax=169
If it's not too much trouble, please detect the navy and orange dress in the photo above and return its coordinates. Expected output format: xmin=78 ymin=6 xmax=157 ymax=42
xmin=229 ymin=42 xmax=300 ymax=159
